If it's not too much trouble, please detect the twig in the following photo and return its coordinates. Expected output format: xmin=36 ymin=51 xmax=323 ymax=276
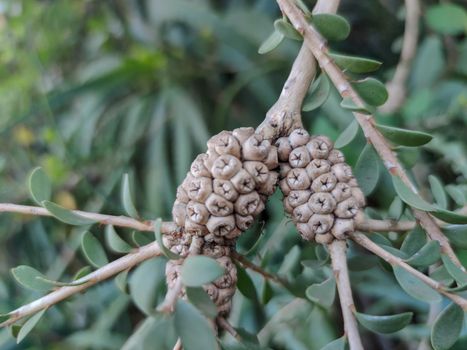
xmin=351 ymin=232 xmax=467 ymax=311
xmin=0 ymin=203 xmax=177 ymax=233
xmin=256 ymin=0 xmax=340 ymax=139
xmin=231 ymin=251 xmax=286 ymax=286
xmin=380 ymin=0 xmax=420 ymax=113
xmin=275 ymin=0 xmax=462 ymax=270
xmin=0 ymin=241 xmax=162 ymax=327
xmin=218 ymin=317 xmax=240 ymax=340
xmin=355 ymin=216 xmax=415 ymax=232
xmin=329 ymin=240 xmax=364 ymax=350
xmin=172 ymin=339 xmax=182 ymax=350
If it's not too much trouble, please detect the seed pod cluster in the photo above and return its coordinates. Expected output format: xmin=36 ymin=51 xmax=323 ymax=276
xmin=277 ymin=128 xmax=365 ymax=244
xmin=166 ymin=128 xmax=279 ymax=317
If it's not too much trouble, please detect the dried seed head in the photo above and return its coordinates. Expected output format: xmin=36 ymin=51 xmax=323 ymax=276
xmin=293 ymin=203 xmax=313 ymax=223
xmin=308 ymin=192 xmax=337 ymax=214
xmin=287 ymin=190 xmax=312 ymax=208
xmin=203 ymin=149 xmax=220 ymax=170
xmin=253 ymin=198 xmax=265 ymax=216
xmin=190 ymin=154 xmax=211 ymax=178
xmin=206 ymin=215 xmax=236 ymax=236
xmin=185 ymin=219 xmax=209 ymax=236
xmin=335 ymin=197 xmax=359 ymax=218
xmin=313 ymin=135 xmax=333 ymax=148
xmin=328 ymin=149 xmax=345 ymax=164
xmin=289 ymin=128 xmax=310 ymax=147
xmin=242 ymin=134 xmax=271 ymax=161
xmin=276 ymin=137 xmax=293 ymax=162
xmin=211 ymin=154 xmax=242 ymax=180
xmin=235 ymin=214 xmax=254 ymax=231
xmin=172 ymin=201 xmax=187 ymax=226
xmin=332 ymin=163 xmax=353 ymax=182
xmin=286 ymin=168 xmax=311 ymax=190
xmin=264 ymin=146 xmax=279 ymax=170
xmin=311 ymin=173 xmax=337 ymax=192
xmin=209 ymin=131 xmax=241 ymax=158
xmin=205 ymin=193 xmax=234 ymax=216
xmin=296 ymin=222 xmax=315 ymax=241
xmin=204 ymin=233 xmax=226 ymax=245
xmin=315 ymin=232 xmax=334 ymax=244
xmin=347 ymin=178 xmax=359 ymax=187
xmin=352 ymin=187 xmax=366 ymax=207
xmin=186 ymin=177 xmax=213 ymax=202
xmin=213 ymin=257 xmax=237 ymax=288
xmin=234 ymin=192 xmax=261 ymax=216
xmin=243 ymin=161 xmax=269 ymax=185
xmin=289 ymin=146 xmax=311 ymax=168
xmin=279 ymin=178 xmax=291 ymax=196
xmin=230 ymin=169 xmax=255 ymax=194
xmin=176 ymin=186 xmax=190 ymax=203
xmin=307 ymin=138 xmax=330 ymax=159
xmin=308 ymin=214 xmax=334 ymax=235
xmin=331 ymin=219 xmax=354 ymax=240
xmin=306 ymin=159 xmax=331 ymax=180
xmin=331 ymin=182 xmax=352 ymax=202
xmin=280 ymin=163 xmax=292 ymax=178
xmin=186 ymin=201 xmax=209 ymax=224
xmin=258 ymin=172 xmax=278 ymax=196
xmin=225 ymin=227 xmax=242 ymax=239
xmin=213 ymin=179 xmax=239 ymax=202
xmin=232 ymin=127 xmax=255 ymax=144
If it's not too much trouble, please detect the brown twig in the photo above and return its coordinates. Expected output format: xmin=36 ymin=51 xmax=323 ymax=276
xmin=218 ymin=317 xmax=241 ymax=340
xmin=351 ymin=232 xmax=467 ymax=311
xmin=329 ymin=240 xmax=364 ymax=350
xmin=231 ymin=251 xmax=286 ymax=286
xmin=0 ymin=241 xmax=162 ymax=328
xmin=172 ymin=339 xmax=182 ymax=350
xmin=355 ymin=216 xmax=415 ymax=232
xmin=381 ymin=0 xmax=421 ymax=113
xmin=0 ymin=203 xmax=177 ymax=233
xmin=275 ymin=0 xmax=462 ymax=270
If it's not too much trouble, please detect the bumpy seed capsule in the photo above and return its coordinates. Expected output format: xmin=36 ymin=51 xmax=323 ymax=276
xmin=306 ymin=159 xmax=331 ymax=180
xmin=289 ymin=146 xmax=311 ymax=168
xmin=206 ymin=215 xmax=236 ymax=236
xmin=308 ymin=192 xmax=337 ymax=214
xmin=231 ymin=169 xmax=256 ymax=194
xmin=287 ymin=168 xmax=311 ymax=190
xmin=289 ymin=128 xmax=310 ymax=147
xmin=205 ymin=193 xmax=234 ymax=217
xmin=186 ymin=201 xmax=209 ymax=224
xmin=211 ymin=155 xmax=242 ymax=180
xmin=276 ymin=137 xmax=293 ymax=162
xmin=242 ymin=134 xmax=270 ymax=161
xmin=213 ymin=179 xmax=239 ymax=202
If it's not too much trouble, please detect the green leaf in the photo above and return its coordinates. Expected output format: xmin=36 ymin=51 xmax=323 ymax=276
xmin=392 ymin=177 xmax=435 ymax=212
xmin=334 ymin=120 xmax=359 ymax=148
xmin=355 ymin=311 xmax=413 ymax=334
xmin=28 ymin=167 xmax=51 ymax=206
xmin=273 ymin=19 xmax=302 ymax=41
xmin=154 ymin=218 xmax=181 ymax=260
xmin=426 ymin=4 xmax=467 ymax=35
xmin=401 ymin=227 xmax=426 ymax=256
xmin=320 ymin=336 xmax=346 ymax=350
xmin=431 ymin=303 xmax=464 ymax=350
xmin=42 ymin=201 xmax=97 ymax=226
xmin=73 ymin=266 xmax=92 ymax=281
xmin=352 ymin=78 xmax=388 ymax=106
xmin=445 ymin=186 xmax=466 ymax=207
xmin=258 ymin=30 xmax=284 ymax=54
xmin=340 ymin=97 xmax=374 ymax=115
xmin=121 ymin=173 xmax=139 ymax=219
xmin=443 ymin=225 xmax=467 ymax=249
xmin=430 ymin=265 xmax=454 ymax=286
xmin=185 ymin=287 xmax=218 ymax=319
xmin=393 ymin=266 xmax=441 ymax=302
xmin=115 ymin=270 xmax=129 ymax=293
xmin=441 ymin=255 xmax=467 ymax=286
xmin=81 ymin=231 xmax=108 ymax=268
xmin=236 ymin=265 xmax=257 ymax=300
xmin=432 ymin=209 xmax=467 ymax=224
xmin=310 ymin=14 xmax=350 ymax=41
xmin=429 ymin=175 xmax=448 ymax=210
xmin=348 ymin=254 xmax=379 ymax=271
xmin=261 ymin=280 xmax=273 ymax=304
xmin=174 ymin=300 xmax=219 ymax=350
xmin=16 ymin=309 xmax=47 ymax=344
xmin=388 ymin=196 xmax=404 ymax=220
xmin=105 ymin=225 xmax=132 ymax=254
xmin=405 ymin=241 xmax=441 ymax=267
xmin=11 ymin=266 xmax=52 ymax=291
xmin=331 ymin=53 xmax=382 ymax=73
xmin=302 ymin=73 xmax=331 ymax=112
xmin=181 ymin=256 xmax=225 ymax=287
xmin=132 ymin=231 xmax=154 ymax=247
xmin=305 ymin=276 xmax=336 ymax=307
xmin=377 ymin=124 xmax=433 ymax=147
xmin=355 ymin=144 xmax=380 ymax=196
xmin=234 ymin=327 xmax=260 ymax=347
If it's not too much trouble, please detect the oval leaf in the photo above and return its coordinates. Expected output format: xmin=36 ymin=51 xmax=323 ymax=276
xmin=355 ymin=144 xmax=380 ymax=196
xmin=274 ymin=19 xmax=302 ymax=41
xmin=81 ymin=231 xmax=108 ymax=268
xmin=122 ymin=173 xmax=139 ymax=219
xmin=28 ymin=167 xmax=51 ymax=206
xmin=73 ymin=266 xmax=92 ymax=281
xmin=11 ymin=266 xmax=52 ymax=292
xmin=154 ymin=219 xmax=181 ymax=260
xmin=105 ymin=225 xmax=132 ymax=254
xmin=392 ymin=177 xmax=435 ymax=212
xmin=429 ymin=175 xmax=448 ymax=209
xmin=185 ymin=287 xmax=218 ymax=319
xmin=356 ymin=311 xmax=413 ymax=334
xmin=42 ymin=201 xmax=97 ymax=226
xmin=320 ymin=336 xmax=347 ymax=350
xmin=441 ymin=255 xmax=467 ymax=286
xmin=426 ymin=4 xmax=467 ymax=35
xmin=353 ymin=78 xmax=388 ymax=106
xmin=115 ymin=269 xmax=129 ymax=293
xmin=443 ymin=225 xmax=467 ymax=249
xmin=377 ymin=124 xmax=433 ymax=147
xmin=16 ymin=309 xmax=47 ymax=344
xmin=331 ymin=53 xmax=382 ymax=73
xmin=445 ymin=185 xmax=465 ymax=207
xmin=236 ymin=265 xmax=257 ymax=300
xmin=432 ymin=208 xmax=467 ymax=224
xmin=393 ymin=266 xmax=441 ymax=302
xmin=401 ymin=227 xmax=426 ymax=256
xmin=258 ymin=30 xmax=284 ymax=54
xmin=388 ymin=196 xmax=404 ymax=220
xmin=334 ymin=120 xmax=359 ymax=148
xmin=305 ymin=276 xmax=336 ymax=307
xmin=310 ymin=14 xmax=350 ymax=41
xmin=181 ymin=256 xmax=225 ymax=287
xmin=340 ymin=97 xmax=374 ymax=115
xmin=405 ymin=241 xmax=440 ymax=267
xmin=431 ymin=303 xmax=464 ymax=350
xmin=303 ymin=73 xmax=331 ymax=112
xmin=174 ymin=299 xmax=219 ymax=350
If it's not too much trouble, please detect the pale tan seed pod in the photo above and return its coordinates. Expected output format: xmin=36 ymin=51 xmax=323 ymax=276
xmin=225 ymin=227 xmax=242 ymax=239
xmin=308 ymin=214 xmax=334 ymax=235
xmin=352 ymin=187 xmax=366 ymax=207
xmin=332 ymin=163 xmax=353 ymax=182
xmin=232 ymin=127 xmax=255 ymax=144
xmin=186 ymin=201 xmax=209 ymax=225
xmin=230 ymin=169 xmax=255 ymax=194
xmin=308 ymin=192 xmax=337 ymax=214
xmin=204 ymin=283 xmax=220 ymax=301
xmin=209 ymin=131 xmax=241 ymax=158
xmin=293 ymin=203 xmax=314 ymax=223
xmin=288 ymin=190 xmax=312 ymax=208
xmin=234 ymin=192 xmax=261 ymax=216
xmin=331 ymin=219 xmax=354 ymax=240
xmin=203 ymin=149 xmax=220 ymax=170
xmin=331 ymin=182 xmax=352 ymax=202
xmin=279 ymin=178 xmax=291 ymax=196
xmin=190 ymin=154 xmax=211 ymax=178
xmin=313 ymin=135 xmax=333 ymax=148
xmin=287 ymin=168 xmax=311 ymax=190
xmin=202 ymin=245 xmax=231 ymax=259
xmin=236 ymin=214 xmax=254 ymax=231
xmin=211 ymin=154 xmax=242 ymax=180
xmin=176 ymin=186 xmax=190 ymax=204
xmin=283 ymin=197 xmax=294 ymax=214
xmin=276 ymin=137 xmax=293 ymax=162
xmin=242 ymin=134 xmax=270 ymax=161
xmin=204 ymin=233 xmax=226 ymax=245
xmin=315 ymin=232 xmax=334 ymax=244
xmin=253 ymin=199 xmax=265 ymax=216
xmin=205 ymin=193 xmax=234 ymax=217
xmin=289 ymin=128 xmax=310 ymax=147
xmin=213 ymin=257 xmax=237 ymax=288
xmin=335 ymin=197 xmax=359 ymax=218
xmin=258 ymin=172 xmax=278 ymax=196
xmin=306 ymin=159 xmax=331 ymax=180
xmin=296 ymin=222 xmax=315 ymax=241
xmin=264 ymin=145 xmax=279 ymax=170
xmin=213 ymin=179 xmax=239 ymax=202
xmin=307 ymin=139 xmax=330 ymax=159
xmin=328 ymin=149 xmax=345 ymax=164
xmin=185 ymin=219 xmax=209 ymax=236
xmin=280 ymin=163 xmax=292 ymax=178
xmin=243 ymin=161 xmax=269 ymax=185
xmin=172 ymin=201 xmax=187 ymax=226
xmin=347 ymin=178 xmax=359 ymax=187
xmin=311 ymin=173 xmax=337 ymax=192
xmin=206 ymin=215 xmax=236 ymax=236
xmin=289 ymin=146 xmax=311 ymax=168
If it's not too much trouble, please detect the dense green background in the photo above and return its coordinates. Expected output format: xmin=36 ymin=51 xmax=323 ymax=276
xmin=0 ymin=0 xmax=466 ymax=349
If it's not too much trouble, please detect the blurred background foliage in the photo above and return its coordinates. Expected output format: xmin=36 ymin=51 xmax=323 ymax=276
xmin=0 ymin=0 xmax=466 ymax=349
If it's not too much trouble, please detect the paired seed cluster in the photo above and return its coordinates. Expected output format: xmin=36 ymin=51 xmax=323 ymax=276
xmin=277 ymin=128 xmax=365 ymax=244
xmin=166 ymin=127 xmax=279 ymax=316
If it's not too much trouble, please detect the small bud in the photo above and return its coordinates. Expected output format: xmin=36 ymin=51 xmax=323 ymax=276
xmin=232 ymin=127 xmax=255 ymax=144
xmin=230 ymin=169 xmax=256 ymax=194
xmin=328 ymin=149 xmax=345 ymax=164
xmin=331 ymin=182 xmax=352 ymax=202
xmin=244 ymin=161 xmax=269 ymax=185
xmin=289 ymin=146 xmax=311 ymax=168
xmin=293 ymin=203 xmax=313 ymax=223
xmin=186 ymin=176 xmax=213 ymax=202
xmin=205 ymin=193 xmax=234 ymax=216
xmin=186 ymin=201 xmax=210 ymax=224
xmin=235 ymin=192 xmax=261 ymax=216
xmin=331 ymin=219 xmax=354 ymax=240
xmin=306 ymin=138 xmax=330 ymax=159
xmin=308 ymin=214 xmax=334 ymax=235
xmin=287 ymin=190 xmax=312 ymax=208
xmin=311 ymin=173 xmax=337 ymax=192
xmin=306 ymin=159 xmax=331 ymax=180
xmin=276 ymin=137 xmax=293 ymax=161
xmin=286 ymin=168 xmax=311 ymax=190
xmin=209 ymin=131 xmax=241 ymax=158
xmin=213 ymin=179 xmax=239 ymax=202
xmin=242 ymin=134 xmax=271 ymax=161
xmin=235 ymin=214 xmax=254 ymax=231
xmin=308 ymin=192 xmax=337 ymax=214
xmin=315 ymin=232 xmax=334 ymax=244
xmin=206 ymin=215 xmax=236 ymax=236
xmin=335 ymin=197 xmax=359 ymax=218
xmin=289 ymin=128 xmax=310 ymax=147
xmin=332 ymin=163 xmax=353 ymax=182
xmin=190 ymin=154 xmax=211 ymax=178
xmin=211 ymin=154 xmax=242 ymax=180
